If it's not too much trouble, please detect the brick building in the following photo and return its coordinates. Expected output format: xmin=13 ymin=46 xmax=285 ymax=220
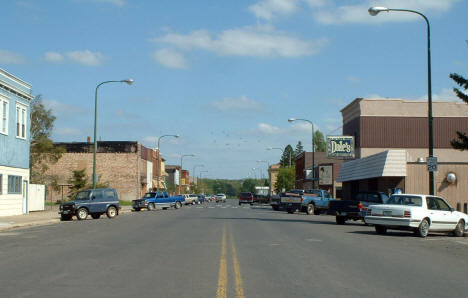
xmin=45 ymin=141 xmax=166 ymax=202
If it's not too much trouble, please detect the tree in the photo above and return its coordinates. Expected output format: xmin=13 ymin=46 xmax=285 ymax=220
xmin=314 ymin=130 xmax=326 ymax=152
xmin=275 ymin=166 xmax=295 ymax=193
xmin=450 ymin=72 xmax=468 ymax=150
xmin=280 ymin=145 xmax=294 ymax=167
xmin=294 ymin=141 xmax=304 ymax=159
xmin=67 ymin=169 xmax=87 ymax=199
xmin=241 ymin=179 xmax=256 ymax=193
xmin=30 ymin=95 xmax=65 ymax=185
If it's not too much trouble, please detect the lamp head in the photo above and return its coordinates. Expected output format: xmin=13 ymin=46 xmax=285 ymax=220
xmin=368 ymin=6 xmax=389 ymax=16
xmin=175 ymin=134 xmax=180 ymax=138
xmin=122 ymin=78 xmax=134 ymax=85
xmin=288 ymin=118 xmax=296 ymax=123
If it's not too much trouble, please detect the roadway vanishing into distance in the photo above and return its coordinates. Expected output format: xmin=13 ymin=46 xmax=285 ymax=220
xmin=1 ymin=202 xmax=468 ymax=298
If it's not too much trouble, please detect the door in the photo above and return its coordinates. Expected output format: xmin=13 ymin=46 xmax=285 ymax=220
xmin=426 ymin=197 xmax=452 ymax=231
xmin=22 ymin=180 xmax=28 ymax=214
xmin=89 ymin=190 xmax=104 ymax=213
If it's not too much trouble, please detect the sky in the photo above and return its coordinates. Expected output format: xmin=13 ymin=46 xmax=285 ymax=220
xmin=1 ymin=0 xmax=467 ymax=179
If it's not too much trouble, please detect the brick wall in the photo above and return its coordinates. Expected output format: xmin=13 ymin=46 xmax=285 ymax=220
xmin=45 ymin=152 xmax=140 ymax=202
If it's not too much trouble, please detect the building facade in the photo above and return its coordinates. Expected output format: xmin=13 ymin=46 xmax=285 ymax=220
xmin=338 ymin=98 xmax=468 ymax=209
xmin=268 ymin=163 xmax=280 ymax=194
xmin=0 ymin=69 xmax=33 ymax=216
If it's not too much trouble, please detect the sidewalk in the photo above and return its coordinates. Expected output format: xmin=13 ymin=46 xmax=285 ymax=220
xmin=0 ymin=205 xmax=133 ymax=232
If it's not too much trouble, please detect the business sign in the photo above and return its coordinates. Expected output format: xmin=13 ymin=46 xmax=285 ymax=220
xmin=319 ymin=165 xmax=333 ymax=185
xmin=326 ymin=136 xmax=355 ymax=158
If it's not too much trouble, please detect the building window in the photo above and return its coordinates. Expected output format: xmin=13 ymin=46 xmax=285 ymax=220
xmin=16 ymin=104 xmax=27 ymax=139
xmin=0 ymin=97 xmax=8 ymax=135
xmin=8 ymin=175 xmax=22 ymax=194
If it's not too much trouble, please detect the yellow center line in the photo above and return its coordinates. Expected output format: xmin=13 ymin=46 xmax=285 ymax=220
xmin=217 ymin=226 xmax=227 ymax=298
xmin=230 ymin=231 xmax=245 ymax=298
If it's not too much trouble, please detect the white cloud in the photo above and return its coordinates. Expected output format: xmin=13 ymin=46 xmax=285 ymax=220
xmin=313 ymin=0 xmax=460 ymax=25
xmin=347 ymin=76 xmax=360 ymax=83
xmin=43 ymin=99 xmax=85 ymax=114
xmin=0 ymin=50 xmax=25 ymax=64
xmin=152 ymin=48 xmax=188 ymax=69
xmin=422 ymin=88 xmax=460 ymax=102
xmin=210 ymin=96 xmax=263 ymax=112
xmin=88 ymin=0 xmax=125 ymax=6
xmin=66 ymin=50 xmax=105 ymax=66
xmin=44 ymin=51 xmax=64 ymax=63
xmin=153 ymin=25 xmax=326 ymax=58
xmin=249 ymin=0 xmax=325 ymax=20
xmin=258 ymin=123 xmax=282 ymax=134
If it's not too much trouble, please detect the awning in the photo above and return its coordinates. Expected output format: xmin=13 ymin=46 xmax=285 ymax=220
xmin=337 ymin=150 xmax=407 ymax=182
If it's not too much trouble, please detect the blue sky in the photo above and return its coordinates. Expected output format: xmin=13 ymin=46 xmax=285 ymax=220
xmin=1 ymin=0 xmax=467 ymax=179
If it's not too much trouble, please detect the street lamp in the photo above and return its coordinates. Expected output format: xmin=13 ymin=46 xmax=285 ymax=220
xmin=368 ymin=6 xmax=435 ymax=195
xmin=199 ymin=170 xmax=208 ymax=194
xmin=256 ymin=160 xmax=269 ymax=180
xmin=92 ymin=79 xmax=133 ymax=189
xmin=179 ymin=154 xmax=195 ymax=194
xmin=267 ymin=147 xmax=292 ymax=167
xmin=192 ymin=164 xmax=204 ymax=188
xmin=288 ymin=118 xmax=316 ymax=188
xmin=156 ymin=134 xmax=179 ymax=191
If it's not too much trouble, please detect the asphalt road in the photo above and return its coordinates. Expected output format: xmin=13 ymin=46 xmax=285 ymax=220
xmin=1 ymin=202 xmax=468 ymax=298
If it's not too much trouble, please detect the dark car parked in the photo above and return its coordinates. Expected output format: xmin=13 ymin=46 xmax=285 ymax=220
xmin=59 ymin=188 xmax=120 ymax=221
xmin=239 ymin=192 xmax=254 ymax=205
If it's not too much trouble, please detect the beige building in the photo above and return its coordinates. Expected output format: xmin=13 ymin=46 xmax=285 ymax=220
xmin=338 ymin=98 xmax=468 ymax=210
xmin=268 ymin=163 xmax=281 ymax=194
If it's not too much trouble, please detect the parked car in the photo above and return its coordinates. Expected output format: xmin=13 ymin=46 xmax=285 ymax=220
xmin=328 ymin=191 xmax=390 ymax=224
xmin=300 ymin=189 xmax=337 ymax=215
xmin=215 ymin=193 xmax=227 ymax=203
xmin=279 ymin=189 xmax=305 ymax=213
xmin=365 ymin=194 xmax=468 ymax=237
xmin=132 ymin=191 xmax=185 ymax=211
xmin=239 ymin=192 xmax=254 ymax=205
xmin=59 ymin=188 xmax=120 ymax=221
xmin=183 ymin=194 xmax=198 ymax=205
xmin=197 ymin=194 xmax=206 ymax=204
xmin=270 ymin=194 xmax=281 ymax=210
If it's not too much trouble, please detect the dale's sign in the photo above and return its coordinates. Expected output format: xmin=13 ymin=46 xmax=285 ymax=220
xmin=326 ymin=136 xmax=355 ymax=158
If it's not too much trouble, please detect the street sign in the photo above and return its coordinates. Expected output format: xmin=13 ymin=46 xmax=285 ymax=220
xmin=427 ymin=156 xmax=438 ymax=172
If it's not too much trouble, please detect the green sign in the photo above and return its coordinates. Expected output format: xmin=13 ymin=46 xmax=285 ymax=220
xmin=326 ymin=136 xmax=355 ymax=158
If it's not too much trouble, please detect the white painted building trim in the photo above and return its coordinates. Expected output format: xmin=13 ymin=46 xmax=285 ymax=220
xmin=0 ymin=165 xmax=29 ymax=216
xmin=337 ymin=150 xmax=407 ymax=182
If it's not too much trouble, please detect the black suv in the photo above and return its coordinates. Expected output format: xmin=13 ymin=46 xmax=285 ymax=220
xmin=59 ymin=188 xmax=120 ymax=221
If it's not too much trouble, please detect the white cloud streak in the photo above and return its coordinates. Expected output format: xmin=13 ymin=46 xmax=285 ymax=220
xmin=43 ymin=99 xmax=85 ymax=114
xmin=44 ymin=51 xmax=65 ymax=63
xmin=153 ymin=25 xmax=326 ymax=58
xmin=43 ymin=50 xmax=106 ymax=66
xmin=152 ymin=48 xmax=188 ymax=69
xmin=0 ymin=50 xmax=25 ymax=64
xmin=210 ymin=96 xmax=263 ymax=112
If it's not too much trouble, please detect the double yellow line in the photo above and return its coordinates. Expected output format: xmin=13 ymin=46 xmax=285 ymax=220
xmin=217 ymin=226 xmax=245 ymax=298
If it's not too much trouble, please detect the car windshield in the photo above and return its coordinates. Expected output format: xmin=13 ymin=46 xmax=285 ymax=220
xmin=143 ymin=193 xmax=156 ymax=198
xmin=387 ymin=195 xmax=423 ymax=206
xmin=75 ymin=190 xmax=91 ymax=201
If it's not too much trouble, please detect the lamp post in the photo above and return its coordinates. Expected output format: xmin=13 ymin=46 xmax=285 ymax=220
xmin=92 ymin=79 xmax=133 ymax=189
xmin=368 ymin=6 xmax=434 ymax=195
xmin=179 ymin=154 xmax=195 ymax=195
xmin=192 ymin=164 xmax=204 ymax=190
xmin=199 ymin=170 xmax=208 ymax=194
xmin=288 ymin=118 xmax=315 ymax=188
xmin=256 ymin=160 xmax=269 ymax=180
xmin=267 ymin=147 xmax=291 ymax=167
xmin=257 ymin=159 xmax=270 ymax=194
xmin=156 ymin=134 xmax=179 ymax=191
xmin=251 ymin=167 xmax=258 ymax=180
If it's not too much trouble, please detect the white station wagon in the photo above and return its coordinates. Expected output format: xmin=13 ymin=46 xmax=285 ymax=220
xmin=365 ymin=194 xmax=468 ymax=237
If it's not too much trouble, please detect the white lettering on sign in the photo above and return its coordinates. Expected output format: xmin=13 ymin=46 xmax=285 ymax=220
xmin=331 ymin=140 xmax=351 ymax=154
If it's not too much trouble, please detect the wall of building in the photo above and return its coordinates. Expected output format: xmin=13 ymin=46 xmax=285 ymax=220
xmin=0 ymin=166 xmax=29 ymax=216
xmin=45 ymin=152 xmax=140 ymax=202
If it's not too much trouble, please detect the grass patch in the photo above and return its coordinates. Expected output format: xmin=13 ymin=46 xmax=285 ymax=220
xmin=119 ymin=200 xmax=133 ymax=206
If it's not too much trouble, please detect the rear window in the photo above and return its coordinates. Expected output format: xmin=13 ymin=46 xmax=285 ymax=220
xmin=387 ymin=195 xmax=422 ymax=206
xmin=240 ymin=193 xmax=252 ymax=197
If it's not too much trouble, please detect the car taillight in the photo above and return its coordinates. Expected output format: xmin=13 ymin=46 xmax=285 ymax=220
xmin=357 ymin=203 xmax=363 ymax=210
xmin=404 ymin=211 xmax=411 ymax=218
xmin=301 ymin=197 xmax=304 ymax=202
xmin=367 ymin=209 xmax=371 ymax=216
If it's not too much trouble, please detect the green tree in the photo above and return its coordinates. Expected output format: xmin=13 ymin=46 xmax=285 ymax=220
xmin=450 ymin=72 xmax=468 ymax=150
xmin=280 ymin=145 xmax=294 ymax=167
xmin=30 ymin=95 xmax=65 ymax=185
xmin=294 ymin=141 xmax=304 ymax=159
xmin=275 ymin=166 xmax=295 ymax=192
xmin=241 ymin=179 xmax=256 ymax=193
xmin=67 ymin=169 xmax=87 ymax=199
xmin=314 ymin=130 xmax=326 ymax=152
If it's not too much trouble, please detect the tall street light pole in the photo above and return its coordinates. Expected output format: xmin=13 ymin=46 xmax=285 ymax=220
xmin=179 ymin=154 xmax=195 ymax=195
xmin=192 ymin=164 xmax=204 ymax=189
xmin=288 ymin=118 xmax=315 ymax=188
xmin=368 ymin=6 xmax=434 ymax=195
xmin=267 ymin=147 xmax=291 ymax=167
xmin=156 ymin=134 xmax=179 ymax=192
xmin=92 ymin=79 xmax=133 ymax=189
xmin=199 ymin=170 xmax=208 ymax=194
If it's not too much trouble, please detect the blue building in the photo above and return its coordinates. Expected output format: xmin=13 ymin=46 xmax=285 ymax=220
xmin=0 ymin=69 xmax=33 ymax=216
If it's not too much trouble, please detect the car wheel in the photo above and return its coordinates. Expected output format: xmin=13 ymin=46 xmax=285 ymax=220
xmin=147 ymin=203 xmax=155 ymax=211
xmin=336 ymin=216 xmax=346 ymax=225
xmin=416 ymin=218 xmax=430 ymax=237
xmin=192 ymin=201 xmax=196 ymax=205
xmin=91 ymin=213 xmax=101 ymax=219
xmin=106 ymin=206 xmax=118 ymax=219
xmin=287 ymin=208 xmax=295 ymax=214
xmin=133 ymin=208 xmax=141 ymax=212
xmin=375 ymin=225 xmax=387 ymax=235
xmin=175 ymin=201 xmax=182 ymax=209
xmin=313 ymin=210 xmax=321 ymax=215
xmin=250 ymin=203 xmax=253 ymax=206
xmin=306 ymin=204 xmax=315 ymax=215
xmin=454 ymin=220 xmax=465 ymax=237
xmin=76 ymin=208 xmax=88 ymax=220
xmin=272 ymin=205 xmax=279 ymax=211
xmin=60 ymin=214 xmax=72 ymax=221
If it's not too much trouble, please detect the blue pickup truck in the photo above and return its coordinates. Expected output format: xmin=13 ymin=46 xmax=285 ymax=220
xmin=280 ymin=189 xmax=336 ymax=215
xmin=132 ymin=191 xmax=185 ymax=211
